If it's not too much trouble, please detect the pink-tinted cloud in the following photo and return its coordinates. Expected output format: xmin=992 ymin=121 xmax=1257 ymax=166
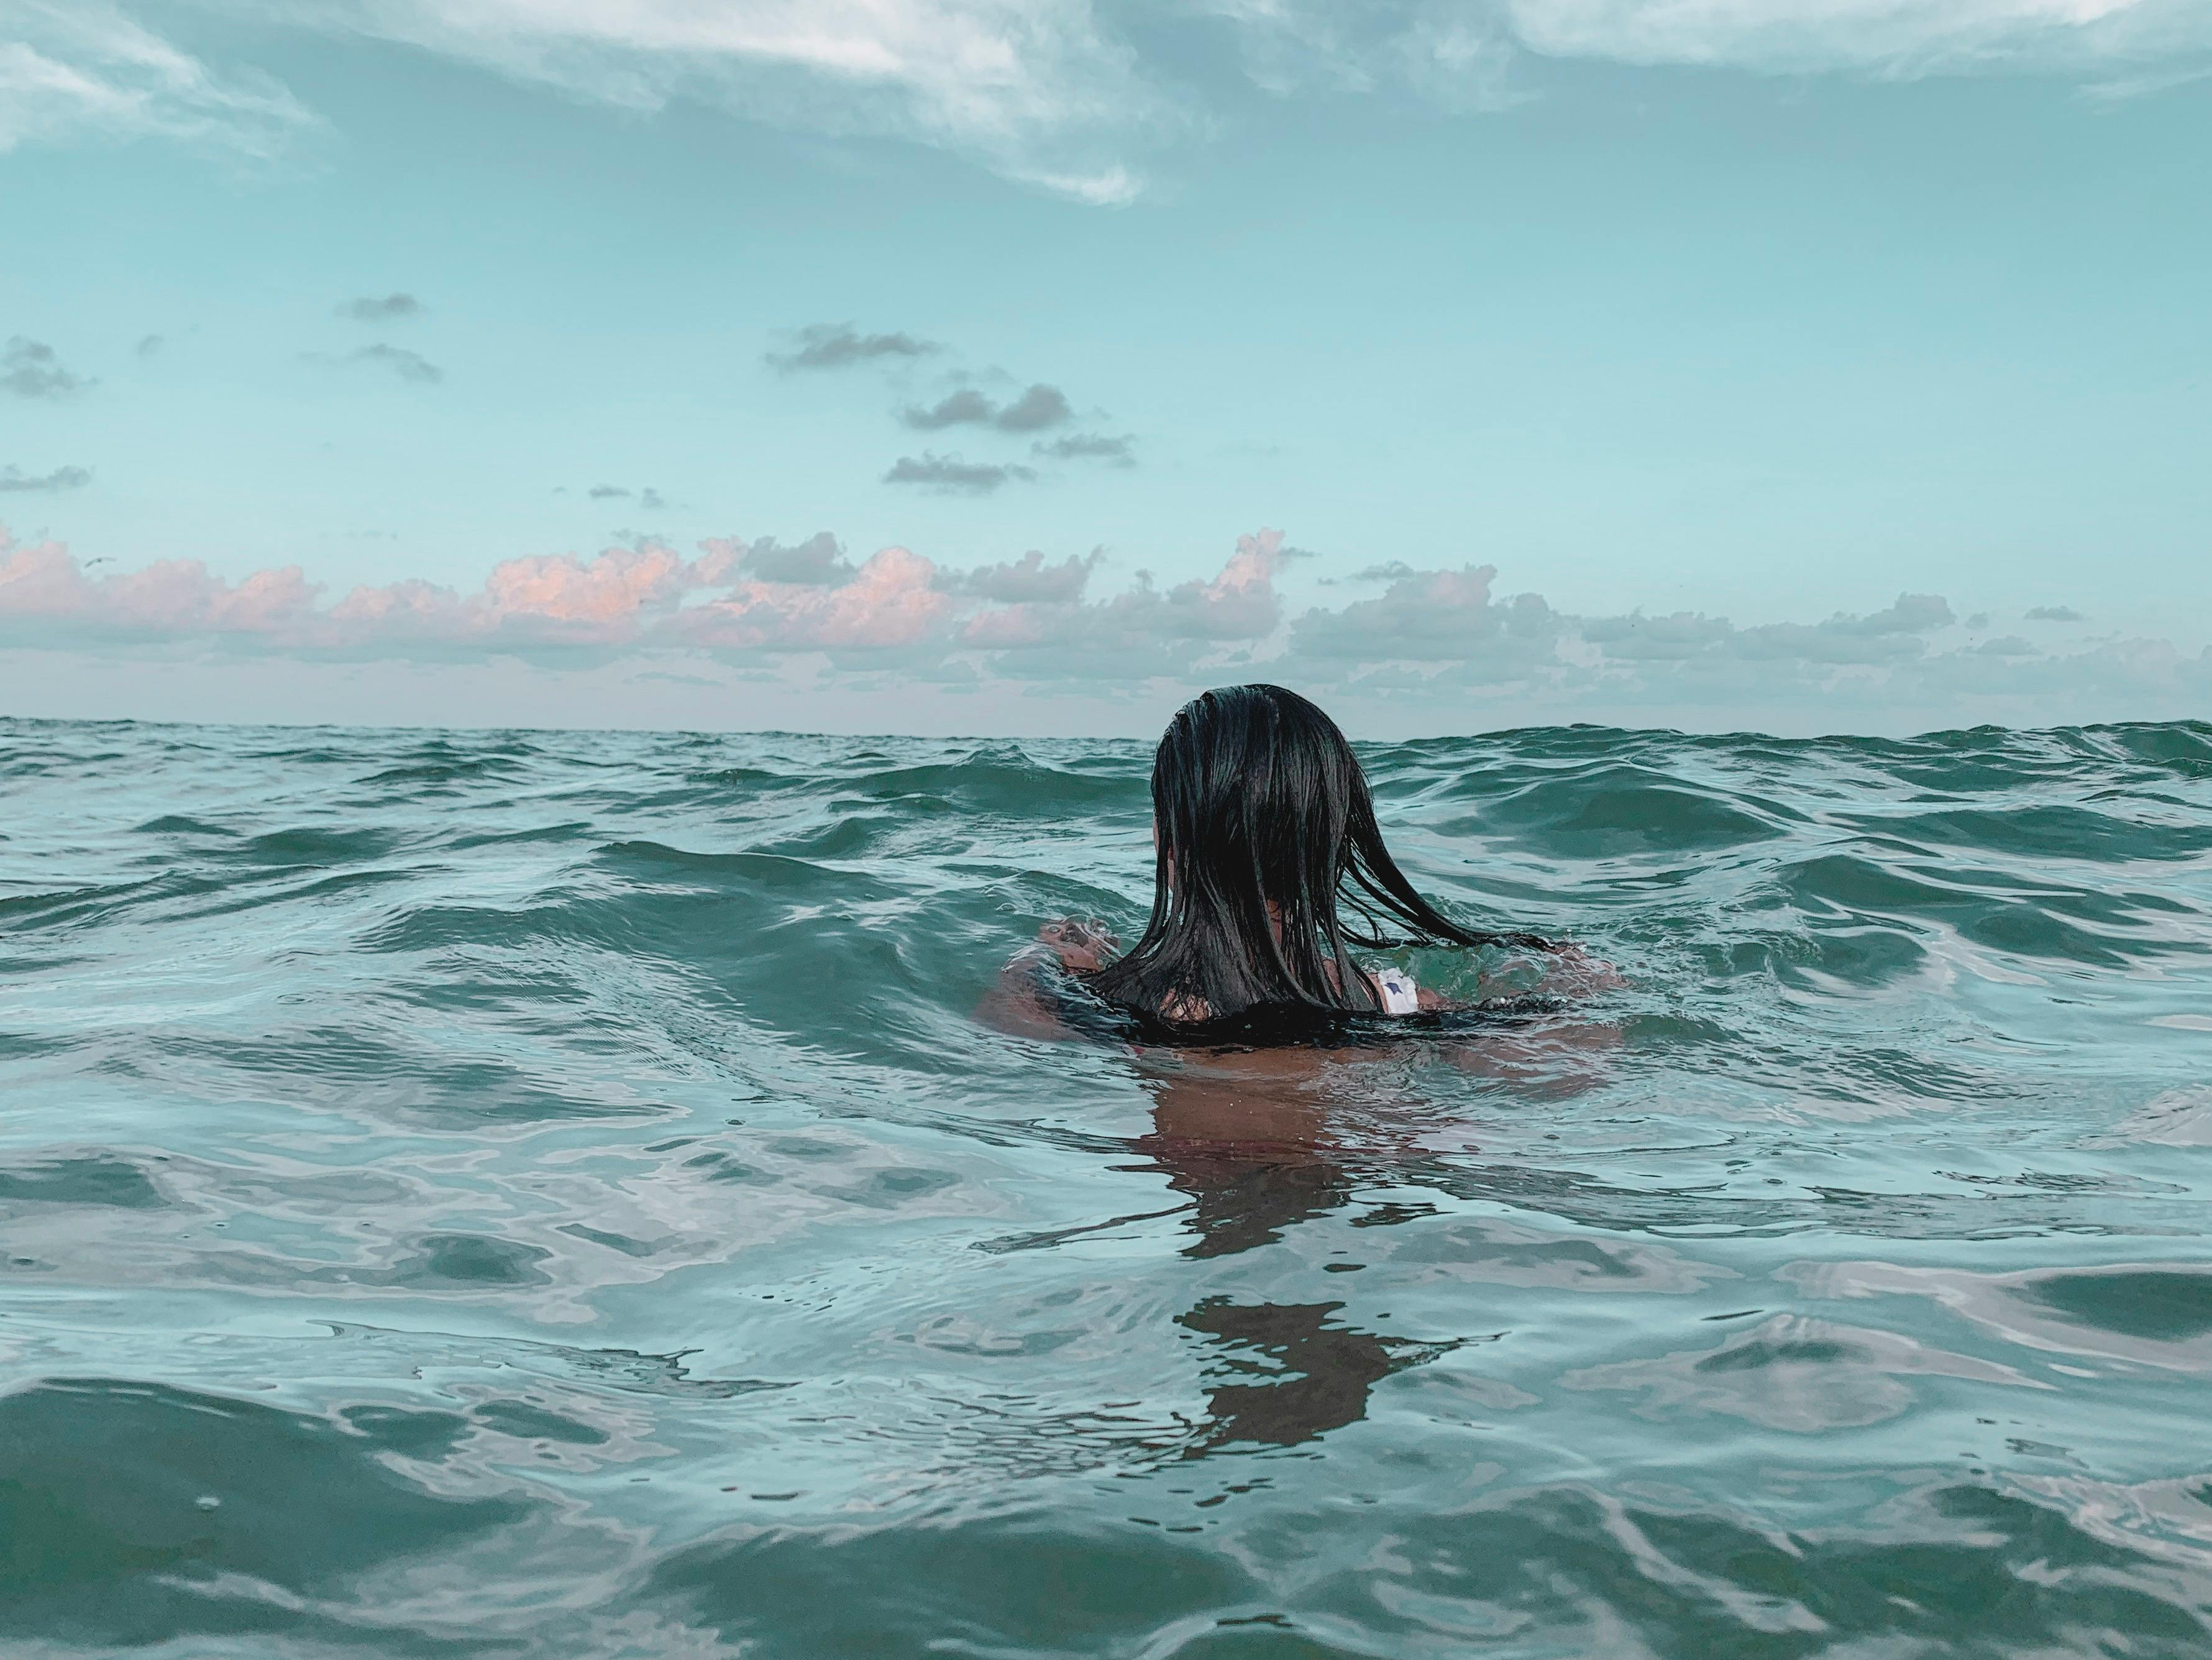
xmin=478 ymin=542 xmax=695 ymax=640
xmin=9 ymin=520 xmax=2208 ymax=733
xmin=2 ymin=523 xmax=1241 ymax=664
xmin=325 ymin=576 xmax=468 ymax=636
xmin=1163 ymin=527 xmax=1286 ymax=640
xmin=673 ymin=546 xmax=951 ymax=652
xmin=0 ymin=529 xmax=321 ymax=640
xmin=0 ymin=531 xmax=89 ymax=616
xmin=957 ymin=527 xmax=1288 ymax=665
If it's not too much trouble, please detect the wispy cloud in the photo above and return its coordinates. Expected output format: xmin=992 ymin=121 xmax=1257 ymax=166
xmin=11 ymin=1 xmax=2211 ymax=211
xmin=587 ymin=484 xmax=669 ymax=510
xmin=309 ymin=342 xmax=444 ymax=385
xmin=883 ymin=452 xmax=1037 ymax=493
xmin=1211 ymin=0 xmax=2212 ymax=101
xmin=0 ymin=464 xmax=92 ymax=493
xmin=1 ymin=337 xmax=93 ymax=400
xmin=209 ymin=0 xmax=1164 ymax=202
xmin=2027 ymin=605 xmax=2087 ymax=622
xmin=337 ymin=292 xmax=423 ymax=323
xmin=767 ymin=324 xmax=940 ymax=373
xmin=1499 ymin=0 xmax=2212 ymax=79
xmin=0 ymin=1 xmax=313 ymax=157
xmin=1033 ymin=431 xmax=1134 ymax=465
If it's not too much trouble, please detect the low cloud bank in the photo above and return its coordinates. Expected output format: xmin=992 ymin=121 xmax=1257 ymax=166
xmin=2 ymin=522 xmax=2203 ymax=731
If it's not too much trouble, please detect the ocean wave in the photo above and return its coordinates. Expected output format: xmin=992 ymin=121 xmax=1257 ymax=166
xmin=4 ymin=714 xmax=2210 ymax=1657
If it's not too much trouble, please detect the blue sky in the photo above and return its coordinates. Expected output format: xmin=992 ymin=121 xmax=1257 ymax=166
xmin=2 ymin=1 xmax=2209 ymax=736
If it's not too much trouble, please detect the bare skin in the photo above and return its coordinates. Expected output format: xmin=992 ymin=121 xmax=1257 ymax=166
xmin=971 ymin=917 xmax=1118 ymax=1039
xmin=976 ymin=916 xmax=1626 ymax=1153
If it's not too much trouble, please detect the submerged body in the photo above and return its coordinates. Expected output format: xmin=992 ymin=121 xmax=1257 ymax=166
xmin=977 ymin=685 xmax=1627 ymax=1152
xmin=984 ymin=686 xmax=1617 ymax=1039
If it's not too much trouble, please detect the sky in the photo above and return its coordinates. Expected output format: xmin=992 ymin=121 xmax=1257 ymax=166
xmin=2 ymin=0 xmax=2209 ymax=738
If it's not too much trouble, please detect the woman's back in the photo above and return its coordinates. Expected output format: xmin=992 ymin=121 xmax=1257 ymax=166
xmin=979 ymin=683 xmax=1617 ymax=1047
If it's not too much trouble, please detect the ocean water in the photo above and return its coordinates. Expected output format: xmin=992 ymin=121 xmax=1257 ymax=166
xmin=4 ymin=714 xmax=2211 ymax=1659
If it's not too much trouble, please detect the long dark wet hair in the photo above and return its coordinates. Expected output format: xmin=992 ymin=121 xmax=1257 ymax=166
xmin=1085 ymin=684 xmax=1555 ymax=1025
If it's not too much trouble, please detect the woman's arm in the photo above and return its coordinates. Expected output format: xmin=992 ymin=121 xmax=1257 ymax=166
xmin=973 ymin=918 xmax=1117 ymax=1039
xmin=1425 ymin=943 xmax=1626 ymax=1094
xmin=1404 ymin=940 xmax=1624 ymax=1012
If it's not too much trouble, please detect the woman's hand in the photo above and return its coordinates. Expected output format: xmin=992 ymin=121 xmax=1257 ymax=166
xmin=1036 ymin=916 xmax=1117 ymax=973
xmin=977 ymin=918 xmax=1118 ymax=1039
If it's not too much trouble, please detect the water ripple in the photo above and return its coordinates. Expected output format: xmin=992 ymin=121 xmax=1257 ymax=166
xmin=3 ymin=715 xmax=2210 ymax=1656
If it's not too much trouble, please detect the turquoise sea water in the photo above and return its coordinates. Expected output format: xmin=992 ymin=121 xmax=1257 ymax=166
xmin=4 ymin=715 xmax=2211 ymax=1658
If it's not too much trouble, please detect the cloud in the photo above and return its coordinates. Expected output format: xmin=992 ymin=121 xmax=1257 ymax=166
xmin=949 ymin=547 xmax=1102 ymax=602
xmin=957 ymin=528 xmax=1291 ymax=680
xmin=993 ymin=383 xmax=1073 ymax=432
xmin=900 ymin=381 xmax=1072 ymax=433
xmin=899 ymin=388 xmax=995 ymax=429
xmin=1498 ymin=0 xmax=2212 ymax=79
xmin=1 ymin=337 xmax=93 ymax=399
xmin=312 ymin=342 xmax=444 ymax=385
xmin=585 ymin=484 xmax=672 ymax=510
xmin=1287 ymin=569 xmax=1958 ymax=692
xmin=1210 ymin=0 xmax=1525 ymax=109
xmin=883 ymin=452 xmax=1036 ymax=493
xmin=1730 ymin=593 xmax=1955 ymax=666
xmin=1032 ymin=432 xmax=1134 ymax=465
xmin=0 ymin=464 xmax=92 ymax=493
xmin=203 ymin=0 xmax=1164 ymax=203
xmin=7 ymin=520 xmax=2208 ymax=732
xmin=2027 ymin=605 xmax=2087 ymax=622
xmin=1577 ymin=608 xmax=1737 ymax=661
xmin=0 ymin=1 xmax=313 ymax=158
xmin=1223 ymin=0 xmax=2212 ymax=99
xmin=0 ymin=518 xmax=1274 ymax=674
xmin=1291 ymin=563 xmax=1561 ymax=668
xmin=135 ymin=334 xmax=165 ymax=359
xmin=1018 ymin=163 xmax=1141 ymax=206
xmin=728 ymin=531 xmax=856 ymax=585
xmin=767 ymin=324 xmax=940 ymax=373
xmin=671 ymin=545 xmax=951 ymax=652
xmin=1558 ymin=592 xmax=1957 ymax=674
xmin=337 ymin=293 xmax=423 ymax=323
xmin=13 ymin=0 xmax=2212 ymax=218
xmin=0 ymin=525 xmax=321 ymax=644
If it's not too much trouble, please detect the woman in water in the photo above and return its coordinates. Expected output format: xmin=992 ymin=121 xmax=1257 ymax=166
xmin=982 ymin=684 xmax=1620 ymax=1242
xmin=984 ymin=682 xmax=1616 ymax=1041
